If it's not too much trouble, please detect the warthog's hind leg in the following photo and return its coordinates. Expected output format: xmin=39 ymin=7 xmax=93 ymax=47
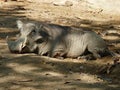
xmin=77 ymin=54 xmax=96 ymax=60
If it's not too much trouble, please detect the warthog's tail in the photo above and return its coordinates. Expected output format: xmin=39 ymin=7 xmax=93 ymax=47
xmin=104 ymin=48 xmax=120 ymax=60
xmin=109 ymin=50 xmax=120 ymax=57
xmin=100 ymin=49 xmax=116 ymax=58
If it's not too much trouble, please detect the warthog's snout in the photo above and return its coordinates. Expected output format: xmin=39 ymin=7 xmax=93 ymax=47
xmin=6 ymin=36 xmax=28 ymax=53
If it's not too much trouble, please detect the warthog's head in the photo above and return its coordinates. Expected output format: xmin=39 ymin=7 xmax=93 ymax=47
xmin=7 ymin=20 xmax=48 ymax=53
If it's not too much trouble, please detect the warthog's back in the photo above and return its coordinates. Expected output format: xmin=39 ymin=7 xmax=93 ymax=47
xmin=39 ymin=24 xmax=109 ymax=58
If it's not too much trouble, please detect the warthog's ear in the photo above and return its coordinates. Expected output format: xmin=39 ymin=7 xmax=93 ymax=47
xmin=6 ymin=36 xmax=8 ymax=41
xmin=16 ymin=20 xmax=23 ymax=30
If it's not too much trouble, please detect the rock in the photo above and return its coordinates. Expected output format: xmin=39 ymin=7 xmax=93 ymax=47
xmin=65 ymin=1 xmax=73 ymax=6
xmin=53 ymin=0 xmax=79 ymax=6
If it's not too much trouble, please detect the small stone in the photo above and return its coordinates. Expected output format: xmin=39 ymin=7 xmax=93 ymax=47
xmin=65 ymin=1 xmax=73 ymax=7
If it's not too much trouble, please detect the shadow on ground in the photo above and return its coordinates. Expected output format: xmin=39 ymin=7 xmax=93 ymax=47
xmin=0 ymin=54 xmax=120 ymax=90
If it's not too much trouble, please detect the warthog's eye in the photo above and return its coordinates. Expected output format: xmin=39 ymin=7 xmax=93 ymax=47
xmin=35 ymin=39 xmax=44 ymax=43
xmin=32 ymin=29 xmax=36 ymax=34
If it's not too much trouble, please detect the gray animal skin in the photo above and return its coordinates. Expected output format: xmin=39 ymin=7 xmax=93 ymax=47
xmin=7 ymin=20 xmax=111 ymax=60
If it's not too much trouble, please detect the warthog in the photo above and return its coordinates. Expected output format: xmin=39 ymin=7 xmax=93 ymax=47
xmin=7 ymin=20 xmax=111 ymax=60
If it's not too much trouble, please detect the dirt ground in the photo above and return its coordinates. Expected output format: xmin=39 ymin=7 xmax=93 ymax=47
xmin=0 ymin=0 xmax=120 ymax=90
